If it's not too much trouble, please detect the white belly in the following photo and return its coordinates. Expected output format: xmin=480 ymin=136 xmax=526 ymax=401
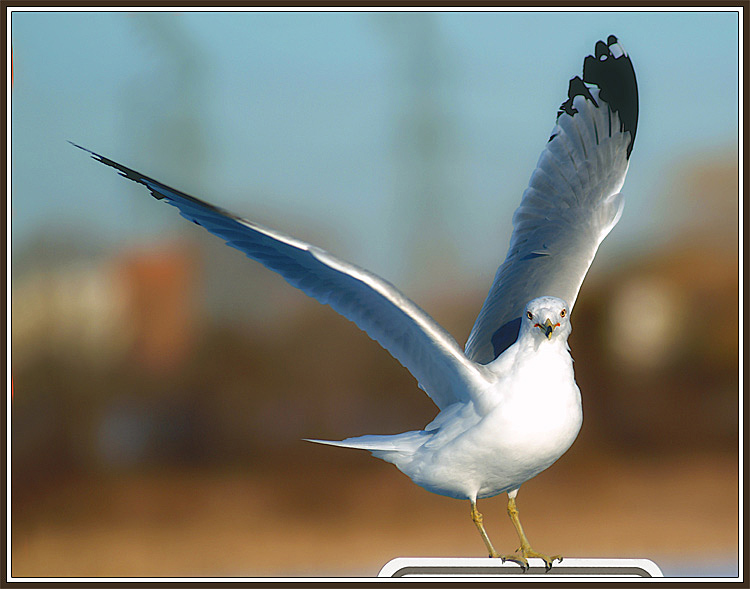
xmin=474 ymin=380 xmax=582 ymax=497
xmin=404 ymin=344 xmax=583 ymax=500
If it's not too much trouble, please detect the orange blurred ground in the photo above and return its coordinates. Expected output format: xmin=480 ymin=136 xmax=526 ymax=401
xmin=12 ymin=449 xmax=737 ymax=578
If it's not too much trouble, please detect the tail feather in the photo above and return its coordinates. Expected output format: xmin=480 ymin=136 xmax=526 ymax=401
xmin=304 ymin=432 xmax=426 ymax=453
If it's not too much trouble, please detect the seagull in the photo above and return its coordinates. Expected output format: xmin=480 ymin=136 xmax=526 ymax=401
xmin=73 ymin=34 xmax=637 ymax=572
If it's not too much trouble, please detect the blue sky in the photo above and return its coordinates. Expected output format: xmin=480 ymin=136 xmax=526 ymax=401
xmin=10 ymin=9 xmax=740 ymax=291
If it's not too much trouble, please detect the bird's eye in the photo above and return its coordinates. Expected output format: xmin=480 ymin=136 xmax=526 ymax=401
xmin=526 ymin=311 xmax=533 ymax=320
xmin=560 ymin=309 xmax=567 ymax=318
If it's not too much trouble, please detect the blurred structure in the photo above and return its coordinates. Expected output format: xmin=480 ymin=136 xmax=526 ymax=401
xmin=375 ymin=13 xmax=460 ymax=284
xmin=12 ymin=258 xmax=132 ymax=372
xmin=117 ymin=243 xmax=199 ymax=375
xmin=119 ymin=12 xmax=209 ymax=233
xmin=12 ymin=240 xmax=200 ymax=471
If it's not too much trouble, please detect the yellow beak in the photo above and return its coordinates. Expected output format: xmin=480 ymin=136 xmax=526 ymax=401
xmin=538 ymin=318 xmax=557 ymax=339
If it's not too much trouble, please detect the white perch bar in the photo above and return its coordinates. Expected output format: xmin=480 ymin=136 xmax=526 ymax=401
xmin=378 ymin=557 xmax=664 ymax=577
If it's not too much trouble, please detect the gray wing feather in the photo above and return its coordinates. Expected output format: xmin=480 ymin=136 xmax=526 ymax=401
xmin=465 ymin=36 xmax=637 ymax=364
xmin=72 ymin=143 xmax=486 ymax=409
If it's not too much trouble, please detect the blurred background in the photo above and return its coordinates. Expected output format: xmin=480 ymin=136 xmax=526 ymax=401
xmin=10 ymin=9 xmax=739 ymax=579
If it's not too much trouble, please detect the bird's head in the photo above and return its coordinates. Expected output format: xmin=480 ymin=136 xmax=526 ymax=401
xmin=521 ymin=296 xmax=571 ymax=343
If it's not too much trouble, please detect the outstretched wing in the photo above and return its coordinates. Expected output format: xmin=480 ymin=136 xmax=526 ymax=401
xmin=73 ymin=143 xmax=488 ymax=409
xmin=465 ymin=35 xmax=638 ymax=364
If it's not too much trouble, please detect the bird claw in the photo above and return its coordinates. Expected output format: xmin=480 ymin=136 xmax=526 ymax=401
xmin=501 ymin=549 xmax=562 ymax=572
xmin=499 ymin=554 xmax=529 ymax=572
xmin=532 ymin=552 xmax=563 ymax=573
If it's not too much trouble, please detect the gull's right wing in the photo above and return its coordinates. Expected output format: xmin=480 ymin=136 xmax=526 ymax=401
xmin=465 ymin=35 xmax=638 ymax=364
xmin=73 ymin=143 xmax=489 ymax=410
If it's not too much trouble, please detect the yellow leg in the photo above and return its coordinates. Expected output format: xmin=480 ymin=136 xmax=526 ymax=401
xmin=500 ymin=492 xmax=562 ymax=572
xmin=470 ymin=500 xmax=500 ymax=558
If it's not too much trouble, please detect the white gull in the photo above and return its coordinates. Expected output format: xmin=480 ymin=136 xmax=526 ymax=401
xmin=73 ymin=33 xmax=638 ymax=572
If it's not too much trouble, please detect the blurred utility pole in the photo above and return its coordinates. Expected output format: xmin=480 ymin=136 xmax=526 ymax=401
xmin=116 ymin=13 xmax=209 ymax=372
xmin=373 ymin=13 xmax=459 ymax=290
xmin=119 ymin=12 xmax=209 ymax=237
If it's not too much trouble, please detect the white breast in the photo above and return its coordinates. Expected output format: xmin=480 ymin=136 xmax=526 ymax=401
xmin=457 ymin=340 xmax=582 ymax=497
xmin=396 ymin=339 xmax=583 ymax=501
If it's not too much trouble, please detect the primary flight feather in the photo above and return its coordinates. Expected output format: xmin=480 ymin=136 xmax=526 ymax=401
xmin=74 ymin=34 xmax=637 ymax=572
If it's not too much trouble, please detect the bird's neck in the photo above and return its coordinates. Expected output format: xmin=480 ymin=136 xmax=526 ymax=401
xmin=513 ymin=335 xmax=574 ymax=374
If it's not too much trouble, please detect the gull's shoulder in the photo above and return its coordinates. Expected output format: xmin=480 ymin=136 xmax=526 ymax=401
xmin=420 ymin=400 xmax=483 ymax=448
xmin=485 ymin=337 xmax=524 ymax=376
xmin=424 ymin=401 xmax=477 ymax=432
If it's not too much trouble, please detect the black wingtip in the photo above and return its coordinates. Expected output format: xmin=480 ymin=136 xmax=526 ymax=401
xmin=69 ymin=141 xmax=109 ymax=167
xmin=69 ymin=141 xmax=167 ymax=197
xmin=556 ymin=35 xmax=639 ymax=157
xmin=69 ymin=140 xmax=104 ymax=164
xmin=71 ymin=141 xmax=245 ymax=221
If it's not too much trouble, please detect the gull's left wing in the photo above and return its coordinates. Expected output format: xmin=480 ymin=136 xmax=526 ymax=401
xmin=73 ymin=143 xmax=489 ymax=410
xmin=465 ymin=35 xmax=638 ymax=364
